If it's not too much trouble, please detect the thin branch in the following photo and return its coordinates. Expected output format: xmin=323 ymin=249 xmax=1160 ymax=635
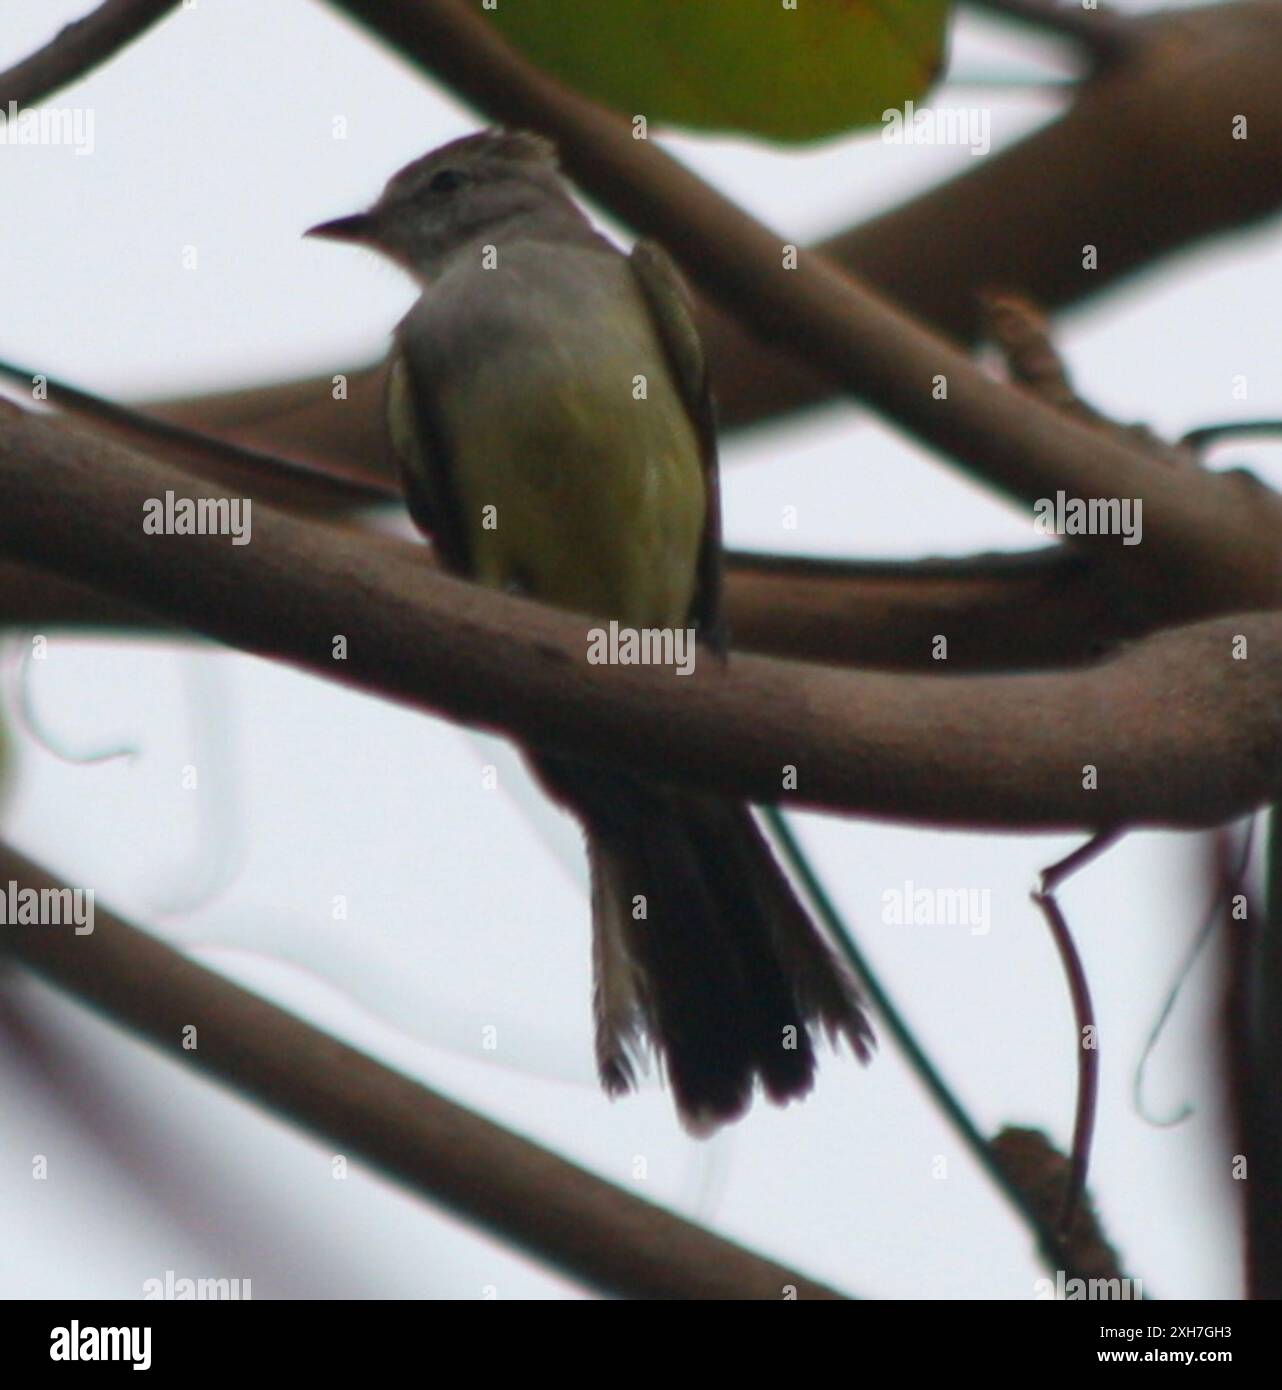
xmin=0 ymin=351 xmax=1188 ymax=673
xmin=764 ymin=808 xmax=1095 ymax=1283
xmin=0 ymin=842 xmax=846 ymax=1301
xmin=1032 ymin=833 xmax=1125 ymax=1234
xmin=0 ymin=357 xmax=397 ymax=514
xmin=722 ymin=548 xmax=1146 ymax=670
xmin=0 ymin=328 xmax=1159 ymax=666
xmin=3 ymin=408 xmax=1281 ymax=831
xmin=0 ymin=336 xmax=1188 ymax=672
xmin=1135 ymin=823 xmax=1254 ymax=1128
xmin=1031 ymin=874 xmax=1100 ymax=1237
xmin=1 ymin=353 xmax=1144 ymax=668
xmin=1183 ymin=421 xmax=1282 ymax=451
xmin=0 ymin=0 xmax=180 ymax=109
xmin=1038 ymin=829 xmax=1123 ymax=897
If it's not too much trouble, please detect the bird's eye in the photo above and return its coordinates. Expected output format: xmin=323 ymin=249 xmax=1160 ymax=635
xmin=427 ymin=168 xmax=467 ymax=195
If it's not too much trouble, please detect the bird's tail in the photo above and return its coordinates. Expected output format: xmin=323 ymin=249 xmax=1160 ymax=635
xmin=532 ymin=757 xmax=873 ymax=1133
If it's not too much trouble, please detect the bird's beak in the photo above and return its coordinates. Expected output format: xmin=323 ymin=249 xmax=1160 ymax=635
xmin=305 ymin=212 xmax=378 ymax=243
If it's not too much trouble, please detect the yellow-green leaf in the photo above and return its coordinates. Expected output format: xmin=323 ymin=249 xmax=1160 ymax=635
xmin=484 ymin=0 xmax=951 ymax=143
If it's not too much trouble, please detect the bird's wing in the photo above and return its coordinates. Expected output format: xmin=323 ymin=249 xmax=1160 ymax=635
xmin=387 ymin=319 xmax=472 ymax=575
xmin=628 ymin=240 xmax=725 ymax=650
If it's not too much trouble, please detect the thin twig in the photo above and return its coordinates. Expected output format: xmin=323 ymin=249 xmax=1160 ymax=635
xmin=763 ymin=808 xmax=1095 ymax=1284
xmin=1031 ymin=865 xmax=1101 ymax=1238
xmin=1182 ymin=421 xmax=1282 ymax=451
xmin=1134 ymin=820 xmax=1255 ymax=1127
xmin=0 ymin=842 xmax=847 ymax=1301
xmin=0 ymin=0 xmax=180 ymax=110
xmin=1039 ymin=829 xmax=1122 ymax=897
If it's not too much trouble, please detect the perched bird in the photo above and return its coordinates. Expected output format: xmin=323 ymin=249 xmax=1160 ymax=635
xmin=308 ymin=129 xmax=872 ymax=1130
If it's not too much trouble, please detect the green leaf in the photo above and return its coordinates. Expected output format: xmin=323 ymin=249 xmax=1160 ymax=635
xmin=485 ymin=0 xmax=950 ymax=143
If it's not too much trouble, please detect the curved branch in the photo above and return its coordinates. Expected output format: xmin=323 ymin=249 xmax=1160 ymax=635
xmin=0 ymin=843 xmax=844 ymax=1300
xmin=0 ymin=0 xmax=179 ymax=109
xmin=2 ymin=408 xmax=1279 ymax=832
xmin=1 ymin=544 xmax=1151 ymax=673
xmin=0 ymin=357 xmax=396 ymax=513
xmin=722 ymin=548 xmax=1146 ymax=669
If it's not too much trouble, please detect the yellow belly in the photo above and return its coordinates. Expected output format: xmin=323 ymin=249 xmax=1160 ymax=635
xmin=391 ymin=347 xmax=706 ymax=630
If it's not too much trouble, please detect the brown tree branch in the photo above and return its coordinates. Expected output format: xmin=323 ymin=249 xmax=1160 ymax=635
xmin=0 ymin=843 xmax=844 ymax=1300
xmin=0 ymin=0 xmax=180 ymax=109
xmin=0 ymin=358 xmax=396 ymax=514
xmin=2 ymin=544 xmax=1153 ymax=673
xmin=722 ymin=549 xmax=1144 ymax=670
xmin=709 ymin=0 xmax=1282 ymax=426
xmin=3 ymin=407 xmax=1280 ymax=832
xmin=991 ymin=1128 xmax=1129 ymax=1283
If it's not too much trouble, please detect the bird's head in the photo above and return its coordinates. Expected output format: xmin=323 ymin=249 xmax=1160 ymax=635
xmin=305 ymin=129 xmax=574 ymax=277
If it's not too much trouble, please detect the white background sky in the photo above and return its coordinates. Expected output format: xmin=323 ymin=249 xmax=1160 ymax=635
xmin=1 ymin=0 xmax=1276 ymax=1299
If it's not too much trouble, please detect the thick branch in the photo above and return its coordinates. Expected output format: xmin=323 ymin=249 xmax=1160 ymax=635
xmin=3 ymin=408 xmax=1279 ymax=831
xmin=0 ymin=844 xmax=842 ymax=1300
xmin=0 ymin=0 xmax=180 ymax=109
xmin=711 ymin=0 xmax=1282 ymax=425
xmin=722 ymin=549 xmax=1148 ymax=670
xmin=2 ymin=545 xmax=1152 ymax=674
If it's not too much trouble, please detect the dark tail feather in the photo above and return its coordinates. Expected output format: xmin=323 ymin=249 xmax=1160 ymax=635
xmin=535 ymin=758 xmax=872 ymax=1132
